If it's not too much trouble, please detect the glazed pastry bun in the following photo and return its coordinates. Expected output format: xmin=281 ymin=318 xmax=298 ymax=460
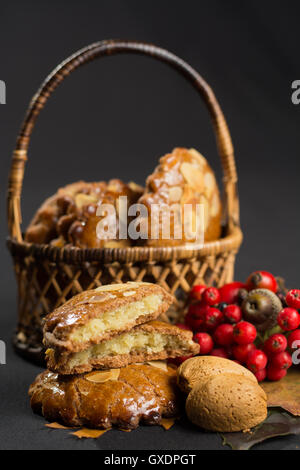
xmin=29 ymin=363 xmax=181 ymax=430
xmin=138 ymin=148 xmax=222 ymax=246
xmin=25 ymin=179 xmax=144 ymax=248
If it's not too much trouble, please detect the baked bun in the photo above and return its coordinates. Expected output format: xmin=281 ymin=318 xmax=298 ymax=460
xmin=185 ymin=373 xmax=267 ymax=432
xmin=46 ymin=320 xmax=199 ymax=374
xmin=177 ymin=356 xmax=257 ymax=394
xmin=138 ymin=148 xmax=222 ymax=246
xmin=43 ymin=282 xmax=174 ymax=352
xmin=25 ymin=179 xmax=143 ymax=248
xmin=29 ymin=363 xmax=181 ymax=430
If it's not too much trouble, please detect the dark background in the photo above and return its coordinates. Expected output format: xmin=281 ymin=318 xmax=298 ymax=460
xmin=0 ymin=0 xmax=299 ymax=450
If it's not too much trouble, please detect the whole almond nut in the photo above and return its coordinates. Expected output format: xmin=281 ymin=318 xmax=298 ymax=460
xmin=186 ymin=373 xmax=267 ymax=432
xmin=177 ymin=355 xmax=257 ymax=394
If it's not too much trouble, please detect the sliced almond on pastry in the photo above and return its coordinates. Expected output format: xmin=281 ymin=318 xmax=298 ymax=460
xmin=75 ymin=193 xmax=98 ymax=209
xmin=180 ymin=162 xmax=204 ymax=191
xmin=146 ymin=360 xmax=169 ymax=372
xmin=211 ymin=192 xmax=221 ymax=217
xmin=85 ymin=369 xmax=120 ymax=383
xmin=169 ymin=186 xmax=183 ymax=202
xmin=204 ymin=172 xmax=216 ymax=199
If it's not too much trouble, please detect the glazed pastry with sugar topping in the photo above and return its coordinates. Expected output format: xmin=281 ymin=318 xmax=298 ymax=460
xmin=138 ymin=147 xmax=222 ymax=246
xmin=25 ymin=179 xmax=144 ymax=248
xmin=43 ymin=282 xmax=174 ymax=353
xmin=29 ymin=363 xmax=181 ymax=430
xmin=46 ymin=320 xmax=199 ymax=374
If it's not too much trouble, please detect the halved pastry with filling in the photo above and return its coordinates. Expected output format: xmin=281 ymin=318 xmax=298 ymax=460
xmin=43 ymin=282 xmax=174 ymax=353
xmin=46 ymin=320 xmax=200 ymax=374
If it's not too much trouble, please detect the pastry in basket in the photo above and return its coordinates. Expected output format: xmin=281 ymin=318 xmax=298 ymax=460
xmin=46 ymin=320 xmax=199 ymax=374
xmin=29 ymin=363 xmax=181 ymax=430
xmin=25 ymin=179 xmax=144 ymax=248
xmin=138 ymin=147 xmax=222 ymax=246
xmin=43 ymin=282 xmax=174 ymax=352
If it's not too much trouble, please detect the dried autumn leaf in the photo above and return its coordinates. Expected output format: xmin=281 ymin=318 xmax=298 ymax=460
xmin=221 ymin=410 xmax=300 ymax=450
xmin=72 ymin=428 xmax=109 ymax=439
xmin=146 ymin=360 xmax=169 ymax=372
xmin=46 ymin=422 xmax=74 ymax=430
xmin=261 ymin=368 xmax=300 ymax=416
xmin=85 ymin=369 xmax=120 ymax=383
xmin=160 ymin=418 xmax=176 ymax=430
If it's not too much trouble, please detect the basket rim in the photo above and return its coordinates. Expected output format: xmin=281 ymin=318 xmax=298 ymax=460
xmin=7 ymin=226 xmax=242 ymax=264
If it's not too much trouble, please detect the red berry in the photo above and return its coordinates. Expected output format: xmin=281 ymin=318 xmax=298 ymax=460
xmin=246 ymin=270 xmax=278 ymax=293
xmin=233 ymin=321 xmax=257 ymax=345
xmin=193 ymin=332 xmax=214 ymax=355
xmin=255 ymin=368 xmax=267 ymax=382
xmin=233 ymin=359 xmax=242 ymax=365
xmin=232 ymin=343 xmax=256 ymax=363
xmin=175 ymin=323 xmax=191 ymax=331
xmin=203 ymin=307 xmax=223 ymax=330
xmin=210 ymin=347 xmax=228 ymax=359
xmin=277 ymin=308 xmax=300 ymax=331
xmin=264 ymin=334 xmax=287 ymax=356
xmin=213 ymin=324 xmax=234 ymax=346
xmin=270 ymin=351 xmax=292 ymax=370
xmin=223 ymin=304 xmax=242 ymax=324
xmin=288 ymin=329 xmax=300 ymax=349
xmin=185 ymin=303 xmax=206 ymax=331
xmin=219 ymin=282 xmax=245 ymax=304
xmin=267 ymin=365 xmax=287 ymax=381
xmin=286 ymin=289 xmax=300 ymax=309
xmin=189 ymin=284 xmax=207 ymax=301
xmin=246 ymin=350 xmax=268 ymax=373
xmin=202 ymin=287 xmax=221 ymax=306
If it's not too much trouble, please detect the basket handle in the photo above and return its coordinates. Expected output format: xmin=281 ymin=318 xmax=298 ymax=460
xmin=7 ymin=40 xmax=240 ymax=242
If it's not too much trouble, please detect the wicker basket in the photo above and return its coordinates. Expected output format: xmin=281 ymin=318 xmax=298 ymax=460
xmin=7 ymin=40 xmax=243 ymax=364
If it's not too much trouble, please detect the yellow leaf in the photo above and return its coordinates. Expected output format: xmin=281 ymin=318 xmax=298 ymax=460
xmin=72 ymin=428 xmax=109 ymax=439
xmin=46 ymin=422 xmax=74 ymax=430
xmin=160 ymin=418 xmax=175 ymax=430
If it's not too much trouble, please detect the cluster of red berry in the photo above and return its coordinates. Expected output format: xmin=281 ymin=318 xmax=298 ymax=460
xmin=174 ymin=271 xmax=300 ymax=382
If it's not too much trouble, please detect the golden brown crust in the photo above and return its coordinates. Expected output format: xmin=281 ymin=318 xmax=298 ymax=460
xmin=185 ymin=373 xmax=267 ymax=432
xmin=43 ymin=282 xmax=174 ymax=352
xmin=46 ymin=321 xmax=200 ymax=374
xmin=25 ymin=180 xmax=144 ymax=248
xmin=138 ymin=148 xmax=222 ymax=246
xmin=177 ymin=356 xmax=257 ymax=394
xmin=29 ymin=364 xmax=182 ymax=430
